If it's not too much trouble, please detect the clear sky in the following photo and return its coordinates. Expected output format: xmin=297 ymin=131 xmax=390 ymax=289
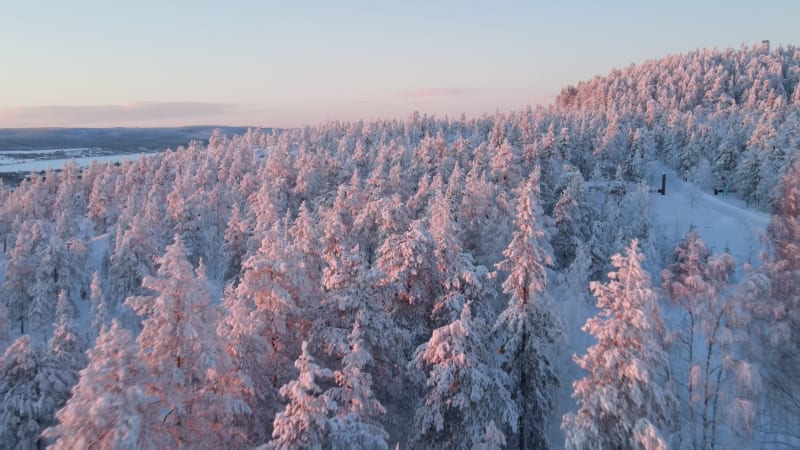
xmin=1 ymin=0 xmax=798 ymax=128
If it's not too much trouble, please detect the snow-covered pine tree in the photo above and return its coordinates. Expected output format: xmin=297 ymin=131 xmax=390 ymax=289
xmin=316 ymin=204 xmax=413 ymax=443
xmin=411 ymin=302 xmax=518 ymax=449
xmin=268 ymin=341 xmax=334 ymax=450
xmin=44 ymin=320 xmax=155 ymax=450
xmin=217 ymin=282 xmax=274 ymax=444
xmin=89 ymin=272 xmax=109 ymax=341
xmin=28 ymin=235 xmax=62 ymax=333
xmin=108 ymin=215 xmax=159 ymax=309
xmin=427 ymin=191 xmax=471 ymax=324
xmin=218 ymin=216 xmax=314 ymax=444
xmin=291 ymin=201 xmax=324 ymax=285
xmin=494 ymin=166 xmax=561 ymax=450
xmin=1 ymin=220 xmax=45 ymax=335
xmin=328 ymin=323 xmax=389 ymax=450
xmin=0 ymin=303 xmax=8 ymax=347
xmin=223 ymin=203 xmax=251 ymax=282
xmin=563 ymin=239 xmax=670 ymax=450
xmin=459 ymin=161 xmax=512 ymax=267
xmin=489 ymin=138 xmax=522 ymax=187
xmin=0 ymin=336 xmax=50 ymax=450
xmin=29 ymin=235 xmax=90 ymax=334
xmin=86 ymin=168 xmax=119 ymax=233
xmin=376 ymin=219 xmax=439 ymax=342
xmin=552 ymin=169 xmax=593 ymax=270
xmin=126 ymin=236 xmax=250 ymax=449
xmin=43 ymin=290 xmax=89 ymax=421
xmin=472 ymin=421 xmax=508 ymax=450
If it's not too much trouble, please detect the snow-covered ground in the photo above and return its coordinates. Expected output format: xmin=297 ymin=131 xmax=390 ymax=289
xmin=647 ymin=164 xmax=769 ymax=270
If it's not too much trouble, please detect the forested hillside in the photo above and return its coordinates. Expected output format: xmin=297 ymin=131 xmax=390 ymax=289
xmin=555 ymin=42 xmax=800 ymax=207
xmin=1 ymin=43 xmax=799 ymax=449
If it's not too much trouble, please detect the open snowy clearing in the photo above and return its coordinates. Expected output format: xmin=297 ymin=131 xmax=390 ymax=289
xmin=648 ymin=164 xmax=769 ymax=270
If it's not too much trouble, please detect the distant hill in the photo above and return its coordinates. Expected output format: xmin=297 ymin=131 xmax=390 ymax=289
xmin=0 ymin=126 xmax=261 ymax=152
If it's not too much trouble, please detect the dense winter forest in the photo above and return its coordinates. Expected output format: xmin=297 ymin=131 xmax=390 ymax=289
xmin=1 ymin=43 xmax=800 ymax=449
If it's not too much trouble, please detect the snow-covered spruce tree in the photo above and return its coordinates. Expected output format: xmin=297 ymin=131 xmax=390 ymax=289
xmin=319 ymin=220 xmax=402 ymax=358
xmin=29 ymin=234 xmax=90 ymax=334
xmin=187 ymin=182 xmax=231 ymax=281
xmin=108 ymin=215 xmax=159 ymax=309
xmin=44 ymin=320 xmax=155 ymax=450
xmin=126 ymin=236 xmax=250 ymax=449
xmin=317 ymin=203 xmax=411 ymax=443
xmin=563 ymin=239 xmax=670 ymax=450
xmin=732 ymin=147 xmax=762 ymax=206
xmin=328 ymin=323 xmax=389 ymax=450
xmin=489 ymin=138 xmax=523 ymax=187
xmin=0 ymin=336 xmax=51 ymax=450
xmin=0 ymin=179 xmax=10 ymax=253
xmin=217 ymin=281 xmax=275 ymax=445
xmin=223 ymin=203 xmax=251 ymax=282
xmin=552 ymin=169 xmax=593 ymax=270
xmin=0 ymin=303 xmax=8 ymax=347
xmin=43 ymin=291 xmax=89 ymax=422
xmin=376 ymin=218 xmax=439 ymax=343
xmin=411 ymin=301 xmax=518 ymax=449
xmin=290 ymin=201 xmax=325 ymax=287
xmin=352 ymin=192 xmax=411 ymax=261
xmin=293 ymin=141 xmax=326 ymax=205
xmin=1 ymin=220 xmax=46 ymax=335
xmin=459 ymin=160 xmax=513 ymax=267
xmin=317 ymin=197 xmax=365 ymax=354
xmin=268 ymin=341 xmax=334 ymax=450
xmin=427 ymin=191 xmax=493 ymax=325
xmin=28 ymin=235 xmax=62 ymax=333
xmin=86 ymin=167 xmax=119 ymax=233
xmin=217 ymin=216 xmax=315 ymax=443
xmin=166 ymin=165 xmax=209 ymax=265
xmin=493 ymin=166 xmax=561 ymax=450
xmin=89 ymin=272 xmax=109 ymax=342
xmin=536 ymin=122 xmax=569 ymax=213
xmin=220 ymin=206 xmax=322 ymax=442
xmin=19 ymin=170 xmax=59 ymax=223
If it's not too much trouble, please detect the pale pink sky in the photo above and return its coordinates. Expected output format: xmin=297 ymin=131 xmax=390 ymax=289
xmin=1 ymin=0 xmax=797 ymax=128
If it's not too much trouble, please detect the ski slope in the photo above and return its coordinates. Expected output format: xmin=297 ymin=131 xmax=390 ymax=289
xmin=648 ymin=164 xmax=770 ymax=269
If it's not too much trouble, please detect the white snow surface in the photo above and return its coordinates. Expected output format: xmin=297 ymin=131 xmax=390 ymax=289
xmin=647 ymin=163 xmax=769 ymax=269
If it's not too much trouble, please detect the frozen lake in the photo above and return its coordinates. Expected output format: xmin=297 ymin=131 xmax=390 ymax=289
xmin=0 ymin=149 xmax=157 ymax=174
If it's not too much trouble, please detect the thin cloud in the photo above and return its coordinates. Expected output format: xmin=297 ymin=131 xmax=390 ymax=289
xmin=399 ymin=87 xmax=468 ymax=99
xmin=0 ymin=102 xmax=239 ymax=127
